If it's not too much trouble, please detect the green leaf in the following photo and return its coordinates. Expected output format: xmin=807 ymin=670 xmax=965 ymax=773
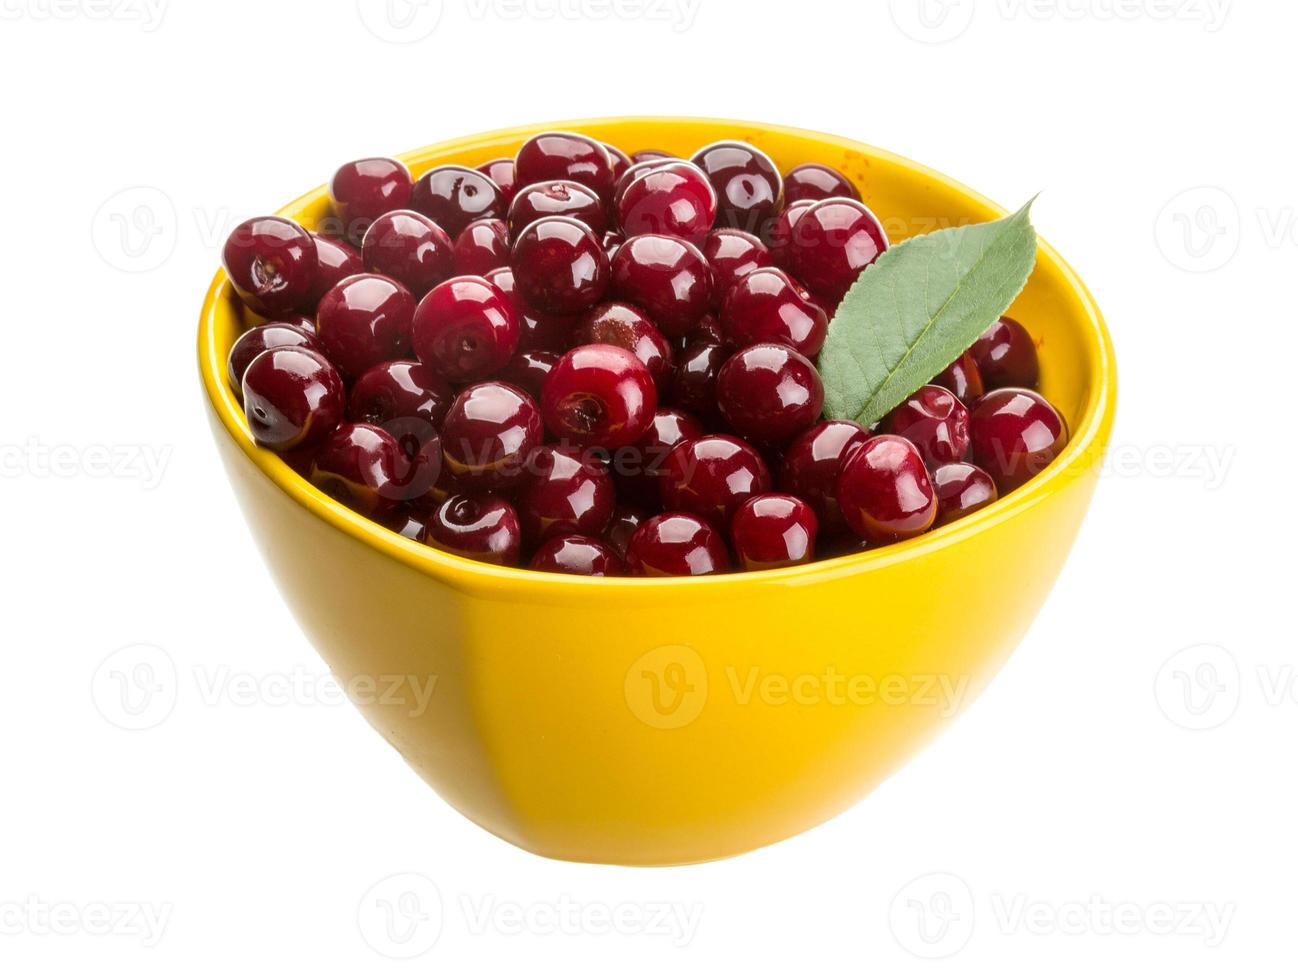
xmin=818 ymin=198 xmax=1038 ymax=428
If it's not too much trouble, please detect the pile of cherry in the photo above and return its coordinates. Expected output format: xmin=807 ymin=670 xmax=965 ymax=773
xmin=223 ymin=131 xmax=1067 ymax=576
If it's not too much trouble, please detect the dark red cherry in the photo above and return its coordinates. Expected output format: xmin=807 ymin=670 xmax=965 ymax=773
xmin=884 ymin=384 xmax=971 ymax=466
xmin=730 ymin=493 xmax=819 ymax=570
xmin=602 ymin=229 xmax=625 ymax=262
xmin=716 ymin=343 xmax=824 ymax=448
xmin=603 ymin=505 xmax=648 ymax=560
xmin=720 ymin=266 xmax=828 ymax=358
xmin=424 ymin=493 xmax=522 ymax=566
xmin=483 ymin=266 xmax=575 ymax=352
xmin=766 ymin=200 xmax=814 ymax=271
xmin=305 ymin=234 xmax=363 ymax=309
xmin=540 ymin=343 xmax=657 ymax=449
xmin=660 ymin=434 xmax=772 ymax=526
xmin=315 ymin=273 xmax=415 ymax=379
xmin=671 ymin=341 xmax=728 ymax=421
xmin=529 ymin=534 xmax=623 ymax=576
xmin=611 ymin=407 xmax=705 ymax=506
xmin=511 ymin=216 xmax=610 ymax=315
xmin=782 ymin=164 xmax=860 ymax=203
xmin=836 ymin=434 xmax=937 ymax=545
xmin=971 ymin=316 xmax=1039 ymax=390
xmin=702 ymin=228 xmax=771 ymax=307
xmin=508 ymin=180 xmax=606 ymax=237
xmin=440 ymin=381 xmax=542 ymax=491
xmin=361 ymin=209 xmax=454 ymax=296
xmin=603 ymin=143 xmax=632 ymax=182
xmin=610 ymin=234 xmax=712 ymax=337
xmin=409 ymin=165 xmax=505 ymax=237
xmin=452 ymin=218 xmax=510 ymax=277
xmin=625 ymin=512 xmax=730 ymax=576
xmin=223 ymin=216 xmax=318 ymax=316
xmin=969 ymin=388 xmax=1067 ymax=492
xmin=630 ymin=150 xmax=675 ymax=164
xmin=476 ymin=158 xmax=517 ymax=204
xmin=348 ymin=359 xmax=453 ymax=431
xmin=500 ymin=348 xmax=559 ymax=401
xmin=309 ymin=422 xmax=405 ymax=517
xmin=685 ymin=313 xmax=724 ymax=348
xmin=617 ymin=161 xmax=717 ymax=243
xmin=932 ymin=462 xmax=999 ymax=526
xmin=227 ymin=321 xmax=319 ymax=391
xmin=613 ymin=158 xmax=672 ymax=204
xmin=572 ymin=302 xmax=674 ymax=391
xmin=933 ymin=350 xmax=985 ymax=404
xmin=689 ymin=141 xmax=782 ymax=235
xmin=329 ymin=158 xmax=412 ymax=242
xmin=388 ymin=509 xmax=428 ymax=541
xmin=412 ymin=275 xmax=518 ymax=383
xmin=517 ymin=445 xmax=614 ymax=542
xmin=241 ymin=347 xmax=344 ymax=451
xmin=514 ymin=131 xmax=615 ymax=202
xmin=790 ymin=198 xmax=889 ymax=302
xmin=779 ymin=419 xmax=871 ymax=534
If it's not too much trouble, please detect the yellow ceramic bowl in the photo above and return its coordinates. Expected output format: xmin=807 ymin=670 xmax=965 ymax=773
xmin=199 ymin=117 xmax=1116 ymax=866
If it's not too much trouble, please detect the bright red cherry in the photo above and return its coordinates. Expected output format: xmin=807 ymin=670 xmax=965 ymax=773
xmin=361 ymin=209 xmax=454 ymax=296
xmin=514 ymin=131 xmax=615 ymax=202
xmin=609 ymin=234 xmax=712 ymax=337
xmin=530 ymin=534 xmax=623 ymax=575
xmin=789 ymin=198 xmax=888 ymax=302
xmin=227 ymin=321 xmax=318 ymax=391
xmin=625 ymin=512 xmax=730 ymax=577
xmin=476 ymin=158 xmax=517 ymax=204
xmin=511 ymin=216 xmax=610 ymax=315
xmin=617 ymin=161 xmax=717 ymax=243
xmin=500 ymin=349 xmax=559 ymax=401
xmin=779 ymin=419 xmax=871 ymax=534
xmin=836 ymin=434 xmax=937 ymax=545
xmin=932 ymin=462 xmax=999 ymax=526
xmin=689 ymin=141 xmax=782 ymax=235
xmin=424 ymin=494 xmax=522 ymax=566
xmin=611 ymin=407 xmax=705 ymax=507
xmin=766 ymin=200 xmax=814 ymax=271
xmin=933 ymin=350 xmax=985 ymax=404
xmin=782 ymin=164 xmax=860 ymax=203
xmin=348 ymin=359 xmax=452 ymax=431
xmin=440 ymin=381 xmax=542 ymax=491
xmin=508 ymin=180 xmax=606 ymax=237
xmin=660 ymin=434 xmax=772 ymax=526
xmin=720 ymin=266 xmax=828 ymax=357
xmin=315 ymin=273 xmax=415 ymax=379
xmin=884 ymin=384 xmax=971 ymax=466
xmin=409 ymin=165 xmax=505 ymax=237
xmin=483 ymin=266 xmax=575 ymax=352
xmin=412 ymin=275 xmax=518 ymax=383
xmin=716 ymin=343 xmax=824 ymax=448
xmin=452 ymin=218 xmax=511 ymax=276
xmin=329 ymin=158 xmax=412 ymax=241
xmin=971 ymin=316 xmax=1039 ymax=390
xmin=305 ymin=234 xmax=363 ymax=309
xmin=223 ymin=216 xmax=318 ymax=316
xmin=969 ymin=388 xmax=1068 ymax=492
xmin=517 ymin=445 xmax=614 ymax=542
xmin=572 ymin=302 xmax=674 ymax=391
xmin=309 ymin=422 xmax=405 ymax=517
xmin=241 ymin=347 xmax=343 ymax=451
xmin=702 ymin=228 xmax=771 ymax=307
xmin=730 ymin=494 xmax=819 ymax=570
xmin=540 ymin=343 xmax=657 ymax=449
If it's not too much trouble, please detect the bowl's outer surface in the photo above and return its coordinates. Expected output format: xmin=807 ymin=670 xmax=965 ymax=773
xmin=199 ymin=118 xmax=1116 ymax=865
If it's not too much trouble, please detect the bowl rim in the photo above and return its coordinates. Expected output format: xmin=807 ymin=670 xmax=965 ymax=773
xmin=198 ymin=115 xmax=1117 ymax=594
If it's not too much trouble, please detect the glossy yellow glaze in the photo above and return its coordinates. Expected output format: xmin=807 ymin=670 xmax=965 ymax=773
xmin=198 ymin=118 xmax=1117 ymax=865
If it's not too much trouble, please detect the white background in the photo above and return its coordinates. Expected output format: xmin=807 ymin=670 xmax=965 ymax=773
xmin=1 ymin=0 xmax=1292 ymax=975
